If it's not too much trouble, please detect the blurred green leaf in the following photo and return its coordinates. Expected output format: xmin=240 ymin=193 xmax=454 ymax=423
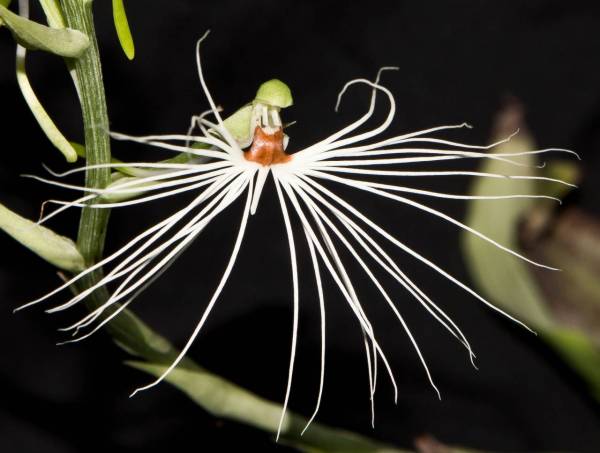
xmin=112 ymin=0 xmax=135 ymax=60
xmin=0 ymin=4 xmax=89 ymax=57
xmin=0 ymin=0 xmax=11 ymax=27
xmin=0 ymin=203 xmax=84 ymax=272
xmin=544 ymin=328 xmax=600 ymax=400
xmin=462 ymin=100 xmax=600 ymax=401
xmin=414 ymin=435 xmax=482 ymax=453
xmin=461 ymin=106 xmax=555 ymax=330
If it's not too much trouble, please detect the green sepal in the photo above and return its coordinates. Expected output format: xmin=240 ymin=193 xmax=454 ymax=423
xmin=222 ymin=103 xmax=253 ymax=145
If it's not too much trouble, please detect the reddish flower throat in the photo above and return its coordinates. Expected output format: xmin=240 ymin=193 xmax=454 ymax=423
xmin=244 ymin=126 xmax=291 ymax=166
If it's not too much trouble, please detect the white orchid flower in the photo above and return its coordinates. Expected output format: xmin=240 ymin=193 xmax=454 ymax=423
xmin=17 ymin=32 xmax=578 ymax=439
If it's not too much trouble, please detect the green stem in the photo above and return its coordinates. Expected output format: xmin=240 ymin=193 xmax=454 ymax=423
xmin=60 ymin=0 xmax=170 ymax=361
xmin=61 ymin=0 xmax=110 ymax=264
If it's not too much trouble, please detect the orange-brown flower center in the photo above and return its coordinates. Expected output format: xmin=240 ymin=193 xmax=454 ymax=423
xmin=244 ymin=126 xmax=291 ymax=166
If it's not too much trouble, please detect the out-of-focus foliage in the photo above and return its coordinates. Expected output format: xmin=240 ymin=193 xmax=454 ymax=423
xmin=0 ymin=0 xmax=11 ymax=26
xmin=463 ymin=100 xmax=600 ymax=400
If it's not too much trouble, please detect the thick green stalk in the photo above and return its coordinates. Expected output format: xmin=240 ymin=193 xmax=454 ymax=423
xmin=61 ymin=0 xmax=112 ymax=336
xmin=61 ymin=0 xmax=110 ymax=262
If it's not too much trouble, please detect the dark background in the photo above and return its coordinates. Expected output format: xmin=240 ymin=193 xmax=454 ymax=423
xmin=1 ymin=1 xmax=600 ymax=452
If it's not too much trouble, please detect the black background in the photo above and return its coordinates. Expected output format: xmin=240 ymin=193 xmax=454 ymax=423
xmin=1 ymin=1 xmax=600 ymax=452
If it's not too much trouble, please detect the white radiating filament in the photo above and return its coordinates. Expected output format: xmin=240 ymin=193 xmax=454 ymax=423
xmin=19 ymin=33 xmax=578 ymax=441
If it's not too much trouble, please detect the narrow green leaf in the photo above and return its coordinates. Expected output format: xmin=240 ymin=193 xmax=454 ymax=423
xmin=128 ymin=361 xmax=290 ymax=434
xmin=127 ymin=361 xmax=406 ymax=452
xmin=0 ymin=203 xmax=85 ymax=272
xmin=0 ymin=4 xmax=89 ymax=57
xmin=16 ymin=47 xmax=78 ymax=162
xmin=112 ymin=0 xmax=135 ymax=60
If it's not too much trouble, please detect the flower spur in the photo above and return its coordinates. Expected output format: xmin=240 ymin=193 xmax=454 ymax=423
xmin=16 ymin=33 xmax=579 ymax=438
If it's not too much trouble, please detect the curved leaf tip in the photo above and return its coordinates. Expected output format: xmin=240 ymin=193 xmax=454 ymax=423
xmin=0 ymin=4 xmax=89 ymax=58
xmin=112 ymin=0 xmax=135 ymax=60
xmin=16 ymin=49 xmax=79 ymax=162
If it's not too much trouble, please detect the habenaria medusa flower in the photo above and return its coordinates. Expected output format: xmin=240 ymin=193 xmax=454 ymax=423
xmin=18 ymin=33 xmax=577 ymax=438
